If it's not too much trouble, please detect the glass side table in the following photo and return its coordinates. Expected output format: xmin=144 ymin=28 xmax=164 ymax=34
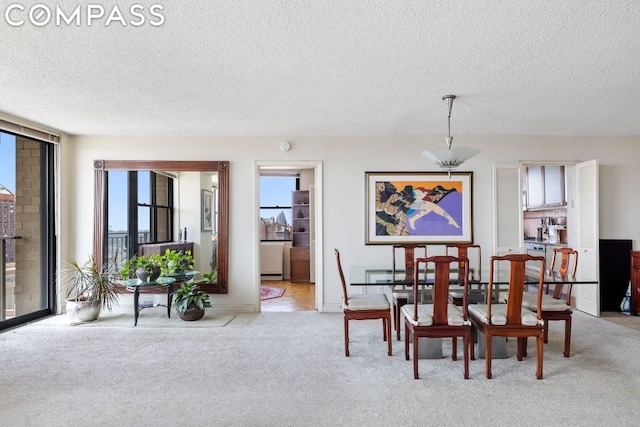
xmin=122 ymin=277 xmax=176 ymax=326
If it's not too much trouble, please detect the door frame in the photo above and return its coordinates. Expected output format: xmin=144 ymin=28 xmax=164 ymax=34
xmin=255 ymin=161 xmax=323 ymax=312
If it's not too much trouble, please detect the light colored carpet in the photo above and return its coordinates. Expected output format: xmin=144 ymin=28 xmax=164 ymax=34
xmin=1 ymin=310 xmax=639 ymax=427
xmin=600 ymin=311 xmax=640 ymax=332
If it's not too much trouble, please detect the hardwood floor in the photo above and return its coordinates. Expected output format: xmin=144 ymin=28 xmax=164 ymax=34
xmin=261 ymin=280 xmax=315 ymax=312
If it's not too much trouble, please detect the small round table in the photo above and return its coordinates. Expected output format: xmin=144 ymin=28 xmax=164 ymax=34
xmin=123 ymin=277 xmax=176 ymax=326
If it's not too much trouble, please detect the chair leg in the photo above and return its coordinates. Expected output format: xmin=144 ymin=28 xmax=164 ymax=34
xmin=405 ymin=322 xmax=410 ymax=361
xmin=344 ymin=316 xmax=350 ymax=357
xmin=517 ymin=337 xmax=525 ymax=361
xmin=485 ymin=334 xmax=493 ymax=379
xmin=393 ymin=301 xmax=399 ymax=339
xmin=543 ymin=321 xmax=549 ymax=343
xmin=564 ymin=316 xmax=572 ymax=357
xmin=536 ymin=335 xmax=544 ymax=379
xmin=413 ymin=335 xmax=419 ymax=379
xmin=395 ymin=298 xmax=406 ymax=341
xmin=451 ymin=337 xmax=457 ymax=361
xmin=463 ymin=334 xmax=470 ymax=379
xmin=386 ymin=315 xmax=393 ymax=356
xmin=382 ymin=318 xmax=388 ymax=342
xmin=470 ymin=327 xmax=476 ymax=360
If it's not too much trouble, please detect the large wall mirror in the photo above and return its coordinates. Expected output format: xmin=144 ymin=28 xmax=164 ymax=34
xmin=93 ymin=160 xmax=229 ymax=293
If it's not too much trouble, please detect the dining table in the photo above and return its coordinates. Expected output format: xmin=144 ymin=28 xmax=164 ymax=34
xmin=349 ymin=265 xmax=598 ymax=300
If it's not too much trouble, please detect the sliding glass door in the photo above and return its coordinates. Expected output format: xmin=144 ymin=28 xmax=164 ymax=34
xmin=0 ymin=131 xmax=56 ymax=331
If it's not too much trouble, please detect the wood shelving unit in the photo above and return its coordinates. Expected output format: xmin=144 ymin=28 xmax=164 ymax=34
xmin=290 ymin=190 xmax=310 ymax=282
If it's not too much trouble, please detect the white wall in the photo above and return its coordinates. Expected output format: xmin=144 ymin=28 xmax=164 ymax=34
xmin=61 ymin=136 xmax=640 ymax=313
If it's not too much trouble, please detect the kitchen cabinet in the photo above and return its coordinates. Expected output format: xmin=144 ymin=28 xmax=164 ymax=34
xmin=525 ymin=165 xmax=566 ymax=210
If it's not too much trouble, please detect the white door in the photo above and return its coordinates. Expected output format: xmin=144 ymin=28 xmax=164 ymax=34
xmin=573 ymin=159 xmax=599 ymax=316
xmin=493 ymin=163 xmax=524 ymax=256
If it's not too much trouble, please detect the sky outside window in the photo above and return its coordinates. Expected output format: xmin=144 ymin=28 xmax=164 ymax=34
xmin=0 ymin=132 xmax=16 ymax=193
xmin=260 ymin=176 xmax=296 ymax=224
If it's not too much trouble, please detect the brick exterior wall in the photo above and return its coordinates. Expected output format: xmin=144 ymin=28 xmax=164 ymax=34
xmin=13 ymin=137 xmax=42 ymax=315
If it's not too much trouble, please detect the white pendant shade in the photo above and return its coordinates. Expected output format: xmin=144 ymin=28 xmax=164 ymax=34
xmin=421 ymin=146 xmax=481 ymax=170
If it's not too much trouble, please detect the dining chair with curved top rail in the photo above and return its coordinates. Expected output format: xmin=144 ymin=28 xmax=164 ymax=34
xmin=401 ymin=255 xmax=471 ymax=379
xmin=334 ymin=249 xmax=392 ymax=357
xmin=391 ymin=244 xmax=428 ymax=340
xmin=469 ymin=254 xmax=546 ymax=379
xmin=520 ymin=247 xmax=578 ymax=357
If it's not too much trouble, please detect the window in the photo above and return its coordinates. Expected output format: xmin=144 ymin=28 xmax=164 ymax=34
xmin=259 ymin=176 xmax=298 ymax=241
xmin=106 ymin=170 xmax=174 ymax=267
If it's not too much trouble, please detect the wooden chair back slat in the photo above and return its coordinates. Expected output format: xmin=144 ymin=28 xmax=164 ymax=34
xmin=413 ymin=255 xmax=469 ymax=326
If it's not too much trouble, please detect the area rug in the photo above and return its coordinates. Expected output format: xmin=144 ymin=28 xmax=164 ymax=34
xmin=31 ymin=305 xmax=236 ymax=329
xmin=260 ymin=286 xmax=285 ymax=300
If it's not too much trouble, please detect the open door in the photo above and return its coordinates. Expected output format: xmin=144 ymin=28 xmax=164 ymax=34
xmin=573 ymin=159 xmax=599 ymax=316
xmin=492 ymin=163 xmax=524 ymax=256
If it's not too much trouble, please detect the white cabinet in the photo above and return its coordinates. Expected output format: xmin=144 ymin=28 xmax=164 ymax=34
xmin=527 ymin=166 xmax=544 ymax=207
xmin=544 ymin=165 xmax=564 ymax=206
xmin=525 ymin=165 xmax=566 ymax=209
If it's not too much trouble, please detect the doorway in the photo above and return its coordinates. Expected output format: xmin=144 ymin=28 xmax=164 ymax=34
xmin=257 ymin=161 xmax=323 ymax=312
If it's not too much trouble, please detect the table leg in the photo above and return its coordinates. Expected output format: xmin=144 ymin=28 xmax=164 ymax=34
xmin=134 ymin=288 xmax=139 ymax=326
xmin=167 ymin=283 xmax=173 ymax=318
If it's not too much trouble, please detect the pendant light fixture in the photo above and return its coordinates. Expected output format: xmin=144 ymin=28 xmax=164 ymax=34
xmin=421 ymin=95 xmax=480 ymax=176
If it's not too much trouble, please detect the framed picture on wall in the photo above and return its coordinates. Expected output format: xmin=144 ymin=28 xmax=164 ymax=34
xmin=365 ymin=171 xmax=473 ymax=244
xmin=202 ymin=189 xmax=213 ymax=231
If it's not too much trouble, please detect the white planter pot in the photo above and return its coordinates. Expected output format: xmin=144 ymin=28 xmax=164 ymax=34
xmin=66 ymin=299 xmax=101 ymax=324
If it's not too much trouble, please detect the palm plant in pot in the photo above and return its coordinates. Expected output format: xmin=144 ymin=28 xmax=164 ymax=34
xmin=172 ymin=279 xmax=211 ymax=321
xmin=62 ymin=255 xmax=122 ymax=324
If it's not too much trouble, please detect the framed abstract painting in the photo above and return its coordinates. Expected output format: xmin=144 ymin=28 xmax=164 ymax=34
xmin=365 ymin=171 xmax=473 ymax=244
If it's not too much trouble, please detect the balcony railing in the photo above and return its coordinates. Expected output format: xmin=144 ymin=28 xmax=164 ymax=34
xmin=106 ymin=231 xmax=151 ymax=269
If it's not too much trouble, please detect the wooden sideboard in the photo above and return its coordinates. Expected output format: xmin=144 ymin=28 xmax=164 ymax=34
xmin=138 ymin=242 xmax=194 ymax=257
xmin=631 ymin=251 xmax=640 ymax=316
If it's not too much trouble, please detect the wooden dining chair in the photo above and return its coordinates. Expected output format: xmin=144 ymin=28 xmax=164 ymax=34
xmin=401 ymin=255 xmax=471 ymax=379
xmin=521 ymin=247 xmax=578 ymax=357
xmin=334 ymin=249 xmax=392 ymax=357
xmin=391 ymin=244 xmax=427 ymax=340
xmin=445 ymin=243 xmax=482 ymax=306
xmin=469 ymin=254 xmax=546 ymax=379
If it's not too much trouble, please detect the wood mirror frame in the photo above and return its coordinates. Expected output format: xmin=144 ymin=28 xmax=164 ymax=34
xmin=93 ymin=160 xmax=229 ymax=293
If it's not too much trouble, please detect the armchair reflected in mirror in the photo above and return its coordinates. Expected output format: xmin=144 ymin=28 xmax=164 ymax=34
xmin=93 ymin=160 xmax=229 ymax=293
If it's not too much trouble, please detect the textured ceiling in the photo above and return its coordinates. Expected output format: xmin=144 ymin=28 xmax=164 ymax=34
xmin=1 ymin=0 xmax=639 ymax=136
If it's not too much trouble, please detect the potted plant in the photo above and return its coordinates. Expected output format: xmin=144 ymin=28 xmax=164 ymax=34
xmin=172 ymin=280 xmax=211 ymax=321
xmin=121 ymin=254 xmax=164 ymax=282
xmin=200 ymin=269 xmax=217 ymax=284
xmin=162 ymin=249 xmax=195 ymax=276
xmin=62 ymin=255 xmax=122 ymax=324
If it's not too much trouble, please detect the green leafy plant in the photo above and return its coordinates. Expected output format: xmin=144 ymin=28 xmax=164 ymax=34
xmin=172 ymin=280 xmax=211 ymax=314
xmin=120 ymin=254 xmax=164 ymax=279
xmin=201 ymin=269 xmax=217 ymax=284
xmin=62 ymin=255 xmax=122 ymax=311
xmin=162 ymin=249 xmax=195 ymax=275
